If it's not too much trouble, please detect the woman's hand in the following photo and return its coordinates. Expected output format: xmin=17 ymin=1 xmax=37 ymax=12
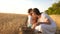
xmin=44 ymin=18 xmax=51 ymax=24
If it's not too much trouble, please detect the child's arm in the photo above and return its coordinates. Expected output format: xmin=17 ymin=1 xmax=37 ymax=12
xmin=31 ymin=23 xmax=37 ymax=29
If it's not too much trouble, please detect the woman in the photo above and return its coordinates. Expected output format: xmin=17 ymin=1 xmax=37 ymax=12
xmin=32 ymin=8 xmax=56 ymax=34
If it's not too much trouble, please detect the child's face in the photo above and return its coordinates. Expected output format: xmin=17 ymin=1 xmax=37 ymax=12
xmin=29 ymin=10 xmax=33 ymax=16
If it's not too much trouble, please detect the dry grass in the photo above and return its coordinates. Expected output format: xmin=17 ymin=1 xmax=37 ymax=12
xmin=50 ymin=15 xmax=60 ymax=30
xmin=50 ymin=15 xmax=60 ymax=34
xmin=0 ymin=13 xmax=60 ymax=34
xmin=0 ymin=13 xmax=28 ymax=34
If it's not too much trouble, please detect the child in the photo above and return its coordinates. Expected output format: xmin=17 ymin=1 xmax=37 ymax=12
xmin=27 ymin=8 xmax=33 ymax=28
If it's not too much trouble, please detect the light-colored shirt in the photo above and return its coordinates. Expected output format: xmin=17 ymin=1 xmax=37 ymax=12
xmin=27 ymin=15 xmax=32 ymax=28
xmin=41 ymin=12 xmax=56 ymax=27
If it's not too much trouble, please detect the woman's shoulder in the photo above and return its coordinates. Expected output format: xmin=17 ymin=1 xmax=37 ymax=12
xmin=41 ymin=12 xmax=46 ymax=16
xmin=41 ymin=12 xmax=49 ymax=18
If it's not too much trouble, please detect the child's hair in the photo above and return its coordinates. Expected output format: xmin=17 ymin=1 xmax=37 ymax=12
xmin=28 ymin=8 xmax=32 ymax=13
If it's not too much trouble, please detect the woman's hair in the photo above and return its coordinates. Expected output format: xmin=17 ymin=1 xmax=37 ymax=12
xmin=28 ymin=8 xmax=32 ymax=13
xmin=33 ymin=8 xmax=41 ymax=15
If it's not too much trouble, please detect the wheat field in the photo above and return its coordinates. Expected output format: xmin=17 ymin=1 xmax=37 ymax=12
xmin=0 ymin=13 xmax=60 ymax=34
xmin=50 ymin=15 xmax=60 ymax=34
xmin=0 ymin=13 xmax=28 ymax=34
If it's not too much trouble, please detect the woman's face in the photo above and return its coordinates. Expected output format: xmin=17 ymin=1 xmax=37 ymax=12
xmin=32 ymin=11 xmax=38 ymax=18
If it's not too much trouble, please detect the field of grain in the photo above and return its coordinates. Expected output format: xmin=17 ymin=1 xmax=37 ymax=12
xmin=50 ymin=15 xmax=60 ymax=34
xmin=50 ymin=15 xmax=60 ymax=30
xmin=0 ymin=13 xmax=28 ymax=34
xmin=0 ymin=13 xmax=60 ymax=34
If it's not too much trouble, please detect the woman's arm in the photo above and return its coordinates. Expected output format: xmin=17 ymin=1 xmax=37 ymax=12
xmin=40 ymin=13 xmax=51 ymax=25
xmin=44 ymin=18 xmax=51 ymax=24
xmin=36 ymin=18 xmax=51 ymax=25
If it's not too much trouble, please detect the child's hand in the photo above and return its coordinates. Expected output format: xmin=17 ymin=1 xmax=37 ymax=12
xmin=31 ymin=23 xmax=37 ymax=29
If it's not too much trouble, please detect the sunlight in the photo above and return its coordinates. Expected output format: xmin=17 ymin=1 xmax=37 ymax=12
xmin=0 ymin=0 xmax=59 ymax=14
xmin=0 ymin=0 xmax=35 ymax=14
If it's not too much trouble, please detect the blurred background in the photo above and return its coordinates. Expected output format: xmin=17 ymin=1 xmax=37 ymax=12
xmin=0 ymin=0 xmax=60 ymax=14
xmin=0 ymin=0 xmax=60 ymax=34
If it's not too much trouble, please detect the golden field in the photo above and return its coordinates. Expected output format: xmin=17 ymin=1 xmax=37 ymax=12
xmin=0 ymin=13 xmax=28 ymax=34
xmin=50 ymin=15 xmax=60 ymax=34
xmin=0 ymin=13 xmax=60 ymax=34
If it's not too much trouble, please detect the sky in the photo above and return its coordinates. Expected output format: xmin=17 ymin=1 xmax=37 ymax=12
xmin=0 ymin=0 xmax=60 ymax=14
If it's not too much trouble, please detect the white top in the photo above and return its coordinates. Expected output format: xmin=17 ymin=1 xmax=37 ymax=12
xmin=27 ymin=15 xmax=32 ymax=27
xmin=35 ymin=12 xmax=56 ymax=34
xmin=38 ymin=12 xmax=56 ymax=27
